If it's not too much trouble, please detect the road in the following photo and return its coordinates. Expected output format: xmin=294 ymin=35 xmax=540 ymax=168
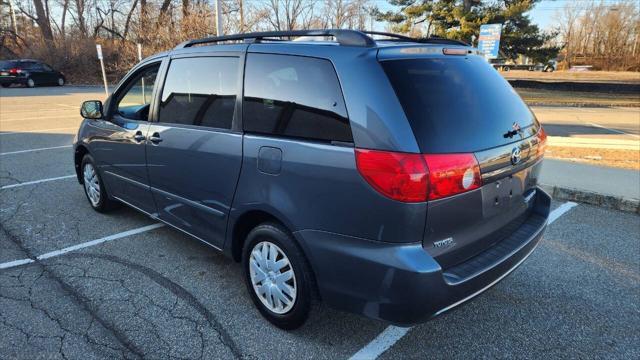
xmin=531 ymin=106 xmax=640 ymax=140
xmin=1 ymin=86 xmax=639 ymax=359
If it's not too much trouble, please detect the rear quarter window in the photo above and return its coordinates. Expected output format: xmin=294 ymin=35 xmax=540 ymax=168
xmin=381 ymin=56 xmax=539 ymax=153
xmin=243 ymin=53 xmax=352 ymax=143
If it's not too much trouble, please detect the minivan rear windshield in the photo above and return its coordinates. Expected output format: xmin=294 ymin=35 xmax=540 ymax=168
xmin=381 ymin=56 xmax=539 ymax=153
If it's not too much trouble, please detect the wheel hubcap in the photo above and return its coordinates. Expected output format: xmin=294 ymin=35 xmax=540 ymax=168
xmin=58 ymin=78 xmax=64 ymax=86
xmin=28 ymin=79 xmax=34 ymax=87
xmin=249 ymin=241 xmax=297 ymax=314
xmin=83 ymin=163 xmax=101 ymax=206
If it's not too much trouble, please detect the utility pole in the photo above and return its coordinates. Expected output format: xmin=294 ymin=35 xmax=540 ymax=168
xmin=215 ymin=0 xmax=223 ymax=36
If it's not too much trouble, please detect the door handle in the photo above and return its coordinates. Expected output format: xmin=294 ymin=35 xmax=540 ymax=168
xmin=149 ymin=132 xmax=162 ymax=144
xmin=133 ymin=131 xmax=146 ymax=142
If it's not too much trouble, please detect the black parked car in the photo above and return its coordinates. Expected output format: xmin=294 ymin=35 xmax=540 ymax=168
xmin=0 ymin=59 xmax=66 ymax=88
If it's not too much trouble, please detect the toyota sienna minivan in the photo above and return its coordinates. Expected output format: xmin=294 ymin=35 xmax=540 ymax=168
xmin=74 ymin=30 xmax=551 ymax=329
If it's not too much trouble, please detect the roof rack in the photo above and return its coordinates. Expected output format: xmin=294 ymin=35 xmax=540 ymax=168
xmin=175 ymin=29 xmax=376 ymax=49
xmin=361 ymin=31 xmax=470 ymax=46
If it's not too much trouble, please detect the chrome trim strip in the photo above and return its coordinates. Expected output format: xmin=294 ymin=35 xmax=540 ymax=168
xmin=434 ymin=238 xmax=541 ymax=317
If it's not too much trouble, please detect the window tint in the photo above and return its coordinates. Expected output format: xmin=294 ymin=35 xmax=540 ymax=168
xmin=381 ymin=57 xmax=539 ymax=153
xmin=0 ymin=61 xmax=18 ymax=69
xmin=42 ymin=64 xmax=53 ymax=71
xmin=116 ymin=65 xmax=159 ymax=121
xmin=158 ymin=57 xmax=238 ymax=129
xmin=243 ymin=54 xmax=351 ymax=143
xmin=22 ymin=62 xmax=40 ymax=70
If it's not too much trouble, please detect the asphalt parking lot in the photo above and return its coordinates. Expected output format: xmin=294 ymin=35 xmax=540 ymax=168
xmin=1 ymin=86 xmax=639 ymax=359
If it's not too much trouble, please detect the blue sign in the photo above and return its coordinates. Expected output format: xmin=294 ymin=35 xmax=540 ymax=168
xmin=478 ymin=24 xmax=502 ymax=59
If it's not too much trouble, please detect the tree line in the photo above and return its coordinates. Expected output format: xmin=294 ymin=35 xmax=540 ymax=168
xmin=0 ymin=0 xmax=375 ymax=82
xmin=0 ymin=0 xmax=637 ymax=84
xmin=554 ymin=0 xmax=639 ymax=71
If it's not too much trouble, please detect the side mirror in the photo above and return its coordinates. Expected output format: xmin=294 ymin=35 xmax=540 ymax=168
xmin=80 ymin=100 xmax=103 ymax=119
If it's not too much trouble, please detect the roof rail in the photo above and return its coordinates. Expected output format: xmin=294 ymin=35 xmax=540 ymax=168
xmin=361 ymin=31 xmax=470 ymax=46
xmin=175 ymin=29 xmax=376 ymax=49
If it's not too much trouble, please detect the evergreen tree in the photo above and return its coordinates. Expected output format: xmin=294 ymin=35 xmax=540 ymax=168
xmin=375 ymin=0 xmax=558 ymax=61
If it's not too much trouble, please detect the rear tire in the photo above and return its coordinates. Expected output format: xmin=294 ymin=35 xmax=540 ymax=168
xmin=0 ymin=83 xmax=9 ymax=88
xmin=26 ymin=78 xmax=35 ymax=88
xmin=81 ymin=154 xmax=117 ymax=212
xmin=242 ymin=222 xmax=313 ymax=330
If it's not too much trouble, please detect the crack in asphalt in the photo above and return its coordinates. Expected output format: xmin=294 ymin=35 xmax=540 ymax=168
xmin=66 ymin=252 xmax=243 ymax=359
xmin=0 ymin=223 xmax=143 ymax=358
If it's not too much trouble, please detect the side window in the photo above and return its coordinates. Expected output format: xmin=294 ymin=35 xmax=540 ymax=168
xmin=116 ymin=65 xmax=159 ymax=121
xmin=42 ymin=64 xmax=53 ymax=71
xmin=158 ymin=57 xmax=238 ymax=129
xmin=23 ymin=62 xmax=39 ymax=70
xmin=243 ymin=53 xmax=352 ymax=143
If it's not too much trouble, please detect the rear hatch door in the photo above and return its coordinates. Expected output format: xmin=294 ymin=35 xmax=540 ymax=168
xmin=380 ymin=51 xmax=545 ymax=268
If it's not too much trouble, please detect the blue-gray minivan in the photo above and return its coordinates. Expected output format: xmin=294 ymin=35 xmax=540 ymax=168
xmin=74 ymin=30 xmax=550 ymax=329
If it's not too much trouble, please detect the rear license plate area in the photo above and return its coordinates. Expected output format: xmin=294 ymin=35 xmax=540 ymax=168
xmin=482 ymin=169 xmax=529 ymax=218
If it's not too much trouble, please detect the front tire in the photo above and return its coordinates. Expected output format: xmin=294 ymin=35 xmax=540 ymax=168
xmin=81 ymin=154 xmax=116 ymax=212
xmin=242 ymin=222 xmax=313 ymax=330
xmin=57 ymin=77 xmax=65 ymax=86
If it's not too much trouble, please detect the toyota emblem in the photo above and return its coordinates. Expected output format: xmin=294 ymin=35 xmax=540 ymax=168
xmin=511 ymin=147 xmax=522 ymax=165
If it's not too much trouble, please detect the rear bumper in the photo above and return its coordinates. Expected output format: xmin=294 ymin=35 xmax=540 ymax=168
xmin=294 ymin=187 xmax=551 ymax=325
xmin=0 ymin=76 xmax=27 ymax=85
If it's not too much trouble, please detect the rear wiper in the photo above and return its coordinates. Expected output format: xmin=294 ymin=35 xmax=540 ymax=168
xmin=503 ymin=130 xmax=519 ymax=138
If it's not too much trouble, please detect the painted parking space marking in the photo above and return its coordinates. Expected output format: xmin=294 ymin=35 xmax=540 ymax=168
xmin=0 ymin=127 xmax=78 ymax=135
xmin=348 ymin=326 xmax=411 ymax=360
xmin=348 ymin=201 xmax=579 ymax=360
xmin=0 ymin=223 xmax=165 ymax=270
xmin=1 ymin=175 xmax=76 ymax=190
xmin=0 ymin=114 xmax=79 ymax=123
xmin=589 ymin=122 xmax=640 ymax=139
xmin=0 ymin=145 xmax=72 ymax=156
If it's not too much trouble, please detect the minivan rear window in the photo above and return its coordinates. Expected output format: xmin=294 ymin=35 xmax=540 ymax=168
xmin=381 ymin=56 xmax=539 ymax=153
xmin=0 ymin=61 xmax=18 ymax=69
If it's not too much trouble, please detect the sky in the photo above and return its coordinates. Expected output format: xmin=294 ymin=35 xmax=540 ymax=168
xmin=526 ymin=0 xmax=625 ymax=30
xmin=375 ymin=0 xmax=628 ymax=32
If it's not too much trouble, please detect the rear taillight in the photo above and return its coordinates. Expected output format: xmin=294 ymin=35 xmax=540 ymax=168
xmin=355 ymin=149 xmax=482 ymax=202
xmin=536 ymin=127 xmax=547 ymax=157
xmin=424 ymin=154 xmax=482 ymax=200
xmin=355 ymin=149 xmax=428 ymax=202
xmin=8 ymin=68 xmax=22 ymax=75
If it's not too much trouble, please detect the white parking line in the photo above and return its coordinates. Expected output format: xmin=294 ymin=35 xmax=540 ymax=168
xmin=0 ymin=224 xmax=165 ymax=270
xmin=348 ymin=201 xmax=579 ymax=359
xmin=0 ymin=114 xmax=79 ymax=123
xmin=349 ymin=326 xmax=410 ymax=360
xmin=548 ymin=202 xmax=578 ymax=224
xmin=0 ymin=127 xmax=78 ymax=135
xmin=0 ymin=145 xmax=72 ymax=156
xmin=1 ymin=175 xmax=76 ymax=190
xmin=589 ymin=122 xmax=640 ymax=139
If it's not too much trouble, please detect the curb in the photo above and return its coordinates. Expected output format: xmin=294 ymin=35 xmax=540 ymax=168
xmin=540 ymin=184 xmax=640 ymax=214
